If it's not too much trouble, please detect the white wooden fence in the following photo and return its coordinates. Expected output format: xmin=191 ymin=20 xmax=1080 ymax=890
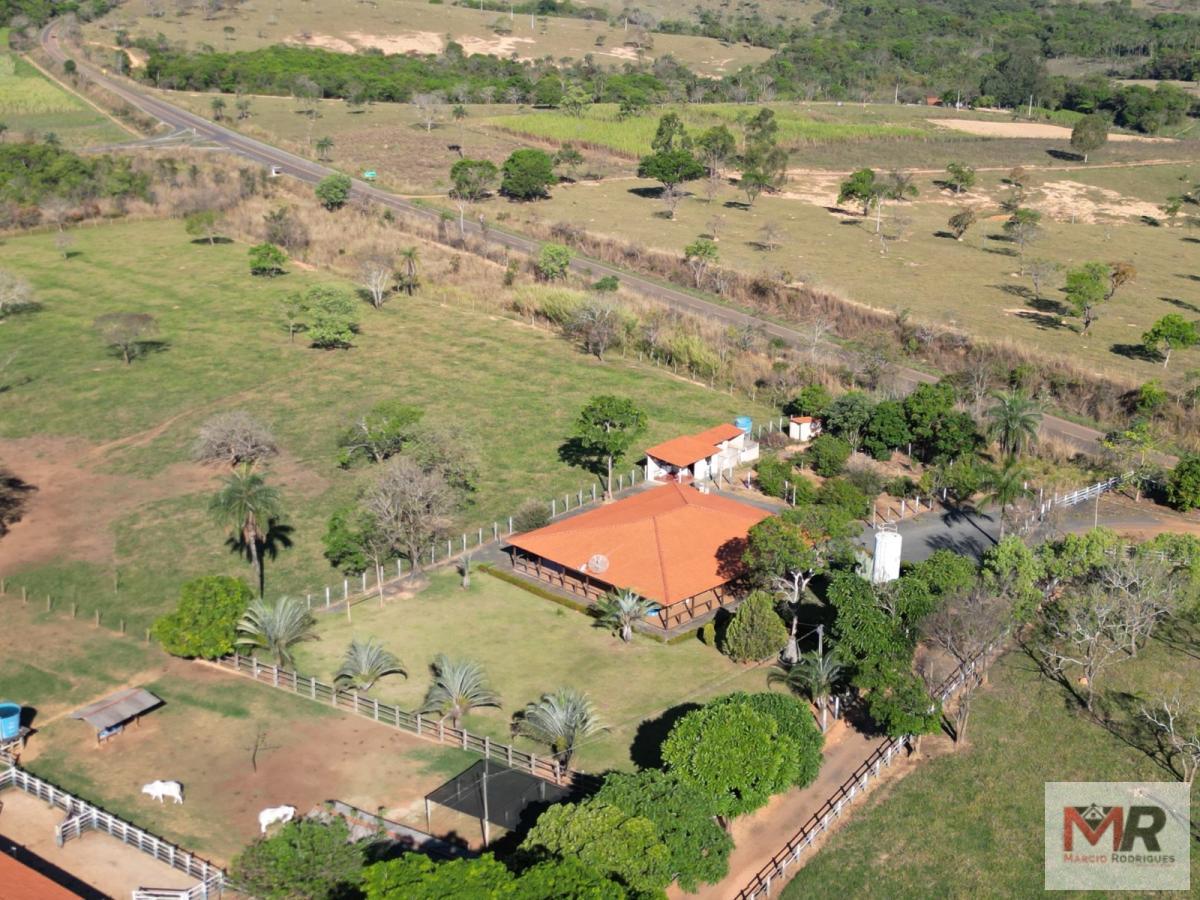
xmin=213 ymin=654 xmax=595 ymax=789
xmin=0 ymin=765 xmax=224 ymax=899
xmin=306 ymin=469 xmax=646 ymax=613
xmin=733 ymin=639 xmax=1001 ymax=899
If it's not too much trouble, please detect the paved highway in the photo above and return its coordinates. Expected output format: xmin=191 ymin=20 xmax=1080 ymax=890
xmin=41 ymin=21 xmax=1113 ymax=455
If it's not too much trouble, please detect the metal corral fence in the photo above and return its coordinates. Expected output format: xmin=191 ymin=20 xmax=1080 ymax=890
xmin=213 ymin=654 xmax=587 ymax=788
xmin=733 ymin=640 xmax=1001 ymax=900
xmin=0 ymin=765 xmax=224 ymax=899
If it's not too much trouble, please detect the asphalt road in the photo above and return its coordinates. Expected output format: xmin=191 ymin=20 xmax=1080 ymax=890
xmin=41 ymin=22 xmax=1112 ymax=456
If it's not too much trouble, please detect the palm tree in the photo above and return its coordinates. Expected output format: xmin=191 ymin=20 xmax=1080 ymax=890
xmin=335 ymin=637 xmax=405 ymax=691
xmin=768 ymin=650 xmax=846 ymax=732
xmin=397 ymin=246 xmax=419 ymax=295
xmin=594 ymin=588 xmax=653 ymax=642
xmin=419 ymin=655 xmax=500 ymax=729
xmin=986 ymin=389 xmax=1043 ymax=459
xmin=236 ymin=596 xmax=317 ymax=668
xmin=984 ymin=458 xmax=1031 ymax=539
xmin=315 ymin=136 xmax=334 ymax=161
xmin=512 ymin=687 xmax=604 ymax=768
xmin=210 ymin=464 xmax=283 ymax=597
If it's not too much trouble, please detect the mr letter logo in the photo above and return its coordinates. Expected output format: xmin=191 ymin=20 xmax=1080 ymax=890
xmin=1045 ymin=782 xmax=1190 ymax=891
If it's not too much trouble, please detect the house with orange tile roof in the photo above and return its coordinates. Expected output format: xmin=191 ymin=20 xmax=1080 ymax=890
xmin=506 ymin=481 xmax=770 ymax=631
xmin=644 ymin=422 xmax=759 ymax=484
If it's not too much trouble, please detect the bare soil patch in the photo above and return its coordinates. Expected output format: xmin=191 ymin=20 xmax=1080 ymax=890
xmin=927 ymin=118 xmax=1170 ymax=142
xmin=0 ymin=437 xmax=212 ymax=573
xmin=0 ymin=791 xmax=197 ymax=896
xmin=1034 ymin=179 xmax=1165 ymax=223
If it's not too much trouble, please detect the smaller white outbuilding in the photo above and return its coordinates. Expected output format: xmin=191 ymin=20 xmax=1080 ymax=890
xmin=788 ymin=416 xmax=822 ymax=443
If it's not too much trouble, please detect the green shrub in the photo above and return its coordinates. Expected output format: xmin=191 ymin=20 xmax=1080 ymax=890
xmin=843 ymin=462 xmax=884 ymax=498
xmin=700 ymin=621 xmax=717 ymax=648
xmin=512 ymin=498 xmax=552 ymax=532
xmin=152 ymin=575 xmax=254 ymax=659
xmin=785 ymin=384 xmax=831 ymax=418
xmin=723 ymin=590 xmax=787 ymax=663
xmin=755 ymin=455 xmax=794 ymax=499
xmin=1167 ymin=454 xmax=1200 ymax=510
xmin=711 ymin=692 xmax=823 ymax=788
xmin=885 ymin=475 xmax=918 ymax=498
xmin=248 ymin=242 xmax=287 ymax=276
xmin=816 ymin=478 xmax=871 ymax=518
xmin=314 ymin=172 xmax=351 ymax=210
xmin=804 ymin=434 xmax=852 ymax=477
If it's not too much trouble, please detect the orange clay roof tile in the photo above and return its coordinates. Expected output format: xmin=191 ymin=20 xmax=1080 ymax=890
xmin=507 ymin=482 xmax=769 ymax=605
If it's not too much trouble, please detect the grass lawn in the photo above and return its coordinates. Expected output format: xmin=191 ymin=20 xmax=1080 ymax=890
xmin=86 ymin=0 xmax=769 ymax=75
xmin=291 ymin=569 xmax=770 ymax=773
xmin=780 ymin=629 xmax=1200 ymax=899
xmin=0 ymin=220 xmax=769 ymax=632
xmin=0 ymin=32 xmax=129 ymax=148
xmin=496 ymin=165 xmax=1200 ymax=388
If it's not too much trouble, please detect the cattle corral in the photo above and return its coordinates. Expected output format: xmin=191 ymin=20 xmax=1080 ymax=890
xmin=1 ymin=600 xmax=488 ymax=864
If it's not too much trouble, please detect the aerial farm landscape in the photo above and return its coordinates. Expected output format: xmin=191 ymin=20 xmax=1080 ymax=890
xmin=1 ymin=0 xmax=1200 ymax=897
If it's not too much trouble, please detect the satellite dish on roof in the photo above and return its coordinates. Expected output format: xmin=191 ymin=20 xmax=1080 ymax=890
xmin=587 ymin=554 xmax=609 ymax=574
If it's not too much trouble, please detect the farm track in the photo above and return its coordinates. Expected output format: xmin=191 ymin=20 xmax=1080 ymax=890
xmin=41 ymin=21 xmax=1114 ymax=458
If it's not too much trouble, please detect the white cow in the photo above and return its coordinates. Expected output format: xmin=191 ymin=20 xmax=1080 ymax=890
xmin=258 ymin=805 xmax=296 ymax=834
xmin=141 ymin=780 xmax=184 ymax=805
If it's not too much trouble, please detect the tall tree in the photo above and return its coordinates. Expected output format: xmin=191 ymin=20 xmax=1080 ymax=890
xmin=1143 ymin=314 xmax=1199 ymax=368
xmin=1064 ymin=261 xmax=1110 ymax=335
xmin=210 ymin=464 xmax=284 ymax=596
xmin=362 ymin=456 xmax=455 ymax=572
xmin=1071 ymin=113 xmax=1108 ymax=163
xmin=573 ymin=395 xmax=647 ymax=500
xmin=193 ymin=411 xmax=278 ymax=470
xmin=985 ymin=389 xmax=1043 ymax=458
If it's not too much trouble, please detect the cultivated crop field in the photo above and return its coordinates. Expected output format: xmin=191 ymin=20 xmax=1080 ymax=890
xmin=85 ymin=0 xmax=771 ymax=76
xmin=293 ymin=570 xmax=769 ymax=773
xmin=0 ymin=30 xmax=129 ymax=147
xmin=0 ymin=220 xmax=769 ymax=633
xmin=2 ymin=598 xmax=481 ymax=863
xmin=780 ymin=633 xmax=1200 ymax=898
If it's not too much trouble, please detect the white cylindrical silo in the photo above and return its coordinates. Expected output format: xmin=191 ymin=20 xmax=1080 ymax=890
xmin=872 ymin=528 xmax=902 ymax=584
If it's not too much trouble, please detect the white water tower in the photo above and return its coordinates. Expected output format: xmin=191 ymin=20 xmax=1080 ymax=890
xmin=871 ymin=524 xmax=902 ymax=585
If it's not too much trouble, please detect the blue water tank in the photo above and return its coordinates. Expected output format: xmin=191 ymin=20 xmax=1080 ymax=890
xmin=0 ymin=702 xmax=20 ymax=740
xmin=734 ymin=416 xmax=753 ymax=435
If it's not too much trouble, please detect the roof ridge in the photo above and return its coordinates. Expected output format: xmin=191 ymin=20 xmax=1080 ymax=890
xmin=650 ymin=511 xmax=671 ymax=604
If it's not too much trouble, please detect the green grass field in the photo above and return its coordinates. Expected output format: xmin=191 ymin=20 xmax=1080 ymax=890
xmin=781 ymin=628 xmax=1200 ymax=898
xmin=483 ymin=103 xmax=934 ymax=158
xmin=0 ymin=32 xmax=129 ymax=148
xmin=86 ymin=0 xmax=770 ymax=76
xmin=0 ymin=220 xmax=769 ymax=633
xmin=292 ymin=569 xmax=769 ymax=773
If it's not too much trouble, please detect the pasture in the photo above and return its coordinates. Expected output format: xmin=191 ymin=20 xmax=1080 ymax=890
xmin=292 ymin=569 xmax=769 ymax=773
xmin=779 ymin=629 xmax=1200 ymax=898
xmin=84 ymin=0 xmax=770 ymax=76
xmin=0 ymin=30 xmax=128 ymax=147
xmin=0 ymin=220 xmax=768 ymax=633
xmin=1 ymin=598 xmax=482 ymax=863
xmin=494 ymin=162 xmax=1200 ymax=389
